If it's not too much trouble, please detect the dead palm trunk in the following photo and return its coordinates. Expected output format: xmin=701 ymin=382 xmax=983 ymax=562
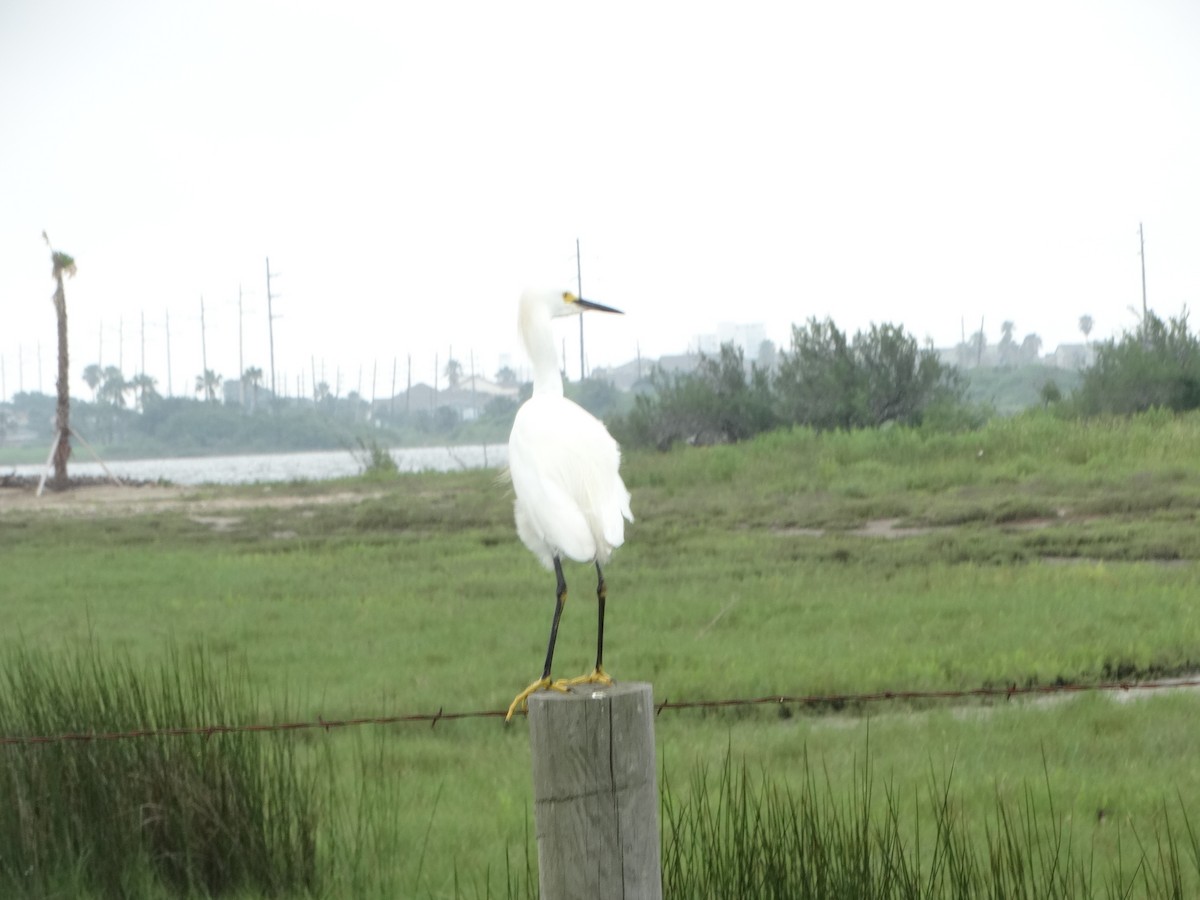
xmin=46 ymin=234 xmax=77 ymax=491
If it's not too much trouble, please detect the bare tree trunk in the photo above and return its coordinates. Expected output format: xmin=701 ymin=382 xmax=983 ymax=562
xmin=52 ymin=277 xmax=70 ymax=490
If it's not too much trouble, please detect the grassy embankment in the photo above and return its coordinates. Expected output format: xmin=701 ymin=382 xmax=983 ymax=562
xmin=2 ymin=409 xmax=1200 ymax=895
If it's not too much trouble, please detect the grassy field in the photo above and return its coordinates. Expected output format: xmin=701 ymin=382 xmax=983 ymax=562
xmin=2 ymin=410 xmax=1200 ymax=896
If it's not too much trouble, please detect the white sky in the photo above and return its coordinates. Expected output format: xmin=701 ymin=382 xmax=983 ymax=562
xmin=2 ymin=0 xmax=1199 ymax=399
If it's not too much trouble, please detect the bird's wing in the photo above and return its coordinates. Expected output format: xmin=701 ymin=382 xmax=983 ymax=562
xmin=509 ymin=396 xmax=631 ymax=565
xmin=510 ymin=399 xmax=599 ymax=564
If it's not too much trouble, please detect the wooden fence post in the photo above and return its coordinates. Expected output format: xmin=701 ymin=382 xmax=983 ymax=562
xmin=527 ymin=681 xmax=662 ymax=900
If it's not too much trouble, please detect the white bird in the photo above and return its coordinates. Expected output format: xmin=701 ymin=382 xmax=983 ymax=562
xmin=505 ymin=289 xmax=633 ymax=721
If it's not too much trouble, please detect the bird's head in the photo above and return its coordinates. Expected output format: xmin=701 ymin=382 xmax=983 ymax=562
xmin=521 ymin=288 xmax=623 ymax=321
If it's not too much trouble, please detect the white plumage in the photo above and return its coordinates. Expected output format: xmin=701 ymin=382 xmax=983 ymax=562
xmin=505 ymin=288 xmax=633 ymax=720
xmin=511 ymin=393 xmax=631 ymax=568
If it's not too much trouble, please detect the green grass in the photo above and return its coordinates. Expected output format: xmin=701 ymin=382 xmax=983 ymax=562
xmin=2 ymin=409 xmax=1200 ymax=895
xmin=0 ymin=646 xmax=327 ymax=897
xmin=664 ymin=732 xmax=1200 ymax=899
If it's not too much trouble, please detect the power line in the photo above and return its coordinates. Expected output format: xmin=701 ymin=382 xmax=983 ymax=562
xmin=3 ymin=677 xmax=1196 ymax=746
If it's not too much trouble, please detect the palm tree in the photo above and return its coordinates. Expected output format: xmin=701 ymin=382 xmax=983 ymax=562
xmin=98 ymin=366 xmax=130 ymax=409
xmin=45 ymin=232 xmax=76 ymax=491
xmin=129 ymin=373 xmax=159 ymax=411
xmin=998 ymin=321 xmax=1017 ymax=367
xmin=1020 ymin=333 xmax=1043 ymax=364
xmin=969 ymin=329 xmax=987 ymax=368
xmin=242 ymin=366 xmax=263 ymax=410
xmin=1079 ymin=314 xmax=1094 ymax=344
xmin=195 ymin=369 xmax=222 ymax=403
xmin=82 ymin=363 xmax=103 ymax=401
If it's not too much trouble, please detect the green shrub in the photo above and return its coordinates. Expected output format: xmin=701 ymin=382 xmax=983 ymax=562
xmin=615 ymin=318 xmax=971 ymax=451
xmin=775 ymin=318 xmax=964 ymax=431
xmin=1075 ymin=310 xmax=1200 ymax=415
xmin=352 ymin=436 xmax=400 ymax=478
xmin=614 ymin=344 xmax=776 ymax=449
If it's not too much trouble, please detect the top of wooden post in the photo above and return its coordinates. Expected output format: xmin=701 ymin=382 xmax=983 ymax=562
xmin=527 ymin=681 xmax=661 ymax=899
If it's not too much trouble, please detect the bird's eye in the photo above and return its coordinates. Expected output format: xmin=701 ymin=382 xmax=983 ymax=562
xmin=562 ymin=292 xmax=576 ymax=304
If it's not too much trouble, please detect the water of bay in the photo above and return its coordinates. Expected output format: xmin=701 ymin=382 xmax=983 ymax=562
xmin=4 ymin=444 xmax=507 ymax=486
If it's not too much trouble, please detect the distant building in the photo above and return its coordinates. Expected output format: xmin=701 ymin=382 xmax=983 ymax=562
xmin=222 ymin=379 xmax=277 ymax=408
xmin=591 ymin=352 xmax=704 ymax=392
xmin=376 ymin=375 xmax=519 ymax=421
xmin=694 ymin=322 xmax=768 ymax=356
xmin=1048 ymin=343 xmax=1095 ymax=370
xmin=936 ymin=340 xmax=1095 ymax=371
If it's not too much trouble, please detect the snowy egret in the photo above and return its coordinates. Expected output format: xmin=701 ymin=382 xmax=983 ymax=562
xmin=505 ymin=289 xmax=633 ymax=722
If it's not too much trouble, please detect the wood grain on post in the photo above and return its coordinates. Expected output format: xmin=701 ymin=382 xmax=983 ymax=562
xmin=527 ymin=681 xmax=662 ymax=900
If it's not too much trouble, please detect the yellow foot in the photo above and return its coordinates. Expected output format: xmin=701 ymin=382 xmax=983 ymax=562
xmin=505 ymin=675 xmax=569 ymax=722
xmin=559 ymin=666 xmax=615 ymax=688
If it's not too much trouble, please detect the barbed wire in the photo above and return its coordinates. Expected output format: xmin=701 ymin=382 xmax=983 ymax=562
xmin=2 ymin=677 xmax=1198 ymax=747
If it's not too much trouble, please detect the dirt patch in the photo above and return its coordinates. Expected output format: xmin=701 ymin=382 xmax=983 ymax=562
xmin=190 ymin=515 xmax=243 ymax=532
xmin=0 ymin=481 xmax=381 ymax=518
xmin=809 ymin=674 xmax=1200 ymax=731
xmin=0 ymin=482 xmax=190 ymax=516
xmin=771 ymin=519 xmax=940 ymax=539
xmin=1042 ymin=555 xmax=1191 ymax=569
xmin=851 ymin=518 xmax=938 ymax=539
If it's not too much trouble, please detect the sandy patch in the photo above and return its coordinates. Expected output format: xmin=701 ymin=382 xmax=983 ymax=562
xmin=772 ymin=518 xmax=939 ymax=539
xmin=0 ymin=482 xmax=381 ymax=518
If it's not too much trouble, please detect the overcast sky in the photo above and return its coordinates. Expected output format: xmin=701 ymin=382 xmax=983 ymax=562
xmin=2 ymin=0 xmax=1198 ymax=400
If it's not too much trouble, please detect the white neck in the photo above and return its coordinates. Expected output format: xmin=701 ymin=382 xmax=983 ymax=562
xmin=520 ymin=302 xmax=565 ymax=397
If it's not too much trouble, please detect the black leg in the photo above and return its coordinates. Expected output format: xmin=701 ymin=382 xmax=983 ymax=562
xmin=594 ymin=562 xmax=607 ymax=673
xmin=507 ymin=557 xmax=572 ymax=721
xmin=540 ymin=556 xmax=568 ymax=680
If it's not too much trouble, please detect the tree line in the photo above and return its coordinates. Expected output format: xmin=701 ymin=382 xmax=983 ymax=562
xmin=610 ymin=310 xmax=1200 ymax=450
xmin=15 ymin=233 xmax=1198 ymax=476
xmin=611 ymin=318 xmax=967 ymax=449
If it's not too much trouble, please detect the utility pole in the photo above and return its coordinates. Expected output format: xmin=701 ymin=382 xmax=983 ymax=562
xmin=470 ymin=350 xmax=477 ymax=419
xmin=17 ymin=345 xmax=23 ymax=394
xmin=165 ymin=309 xmax=173 ymax=397
xmin=238 ymin=285 xmax=245 ymax=406
xmin=266 ymin=257 xmax=280 ymax=398
xmin=1138 ymin=222 xmax=1148 ymax=326
xmin=200 ymin=296 xmax=209 ymax=398
xmin=390 ymin=356 xmax=397 ymax=418
xmin=576 ymin=238 xmax=585 ymax=381
xmin=135 ymin=313 xmax=145 ymax=410
xmin=37 ymin=342 xmax=43 ymax=394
